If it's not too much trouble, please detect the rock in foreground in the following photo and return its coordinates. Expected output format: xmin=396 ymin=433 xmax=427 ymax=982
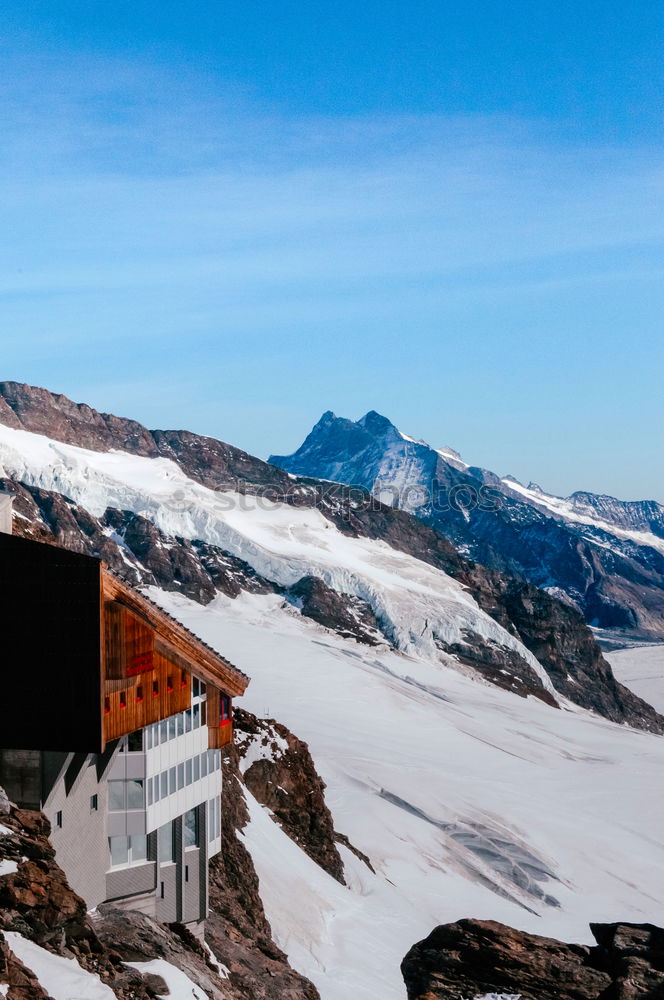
xmin=401 ymin=918 xmax=664 ymax=999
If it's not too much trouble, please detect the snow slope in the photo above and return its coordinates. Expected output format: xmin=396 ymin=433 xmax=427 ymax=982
xmin=153 ymin=588 xmax=664 ymax=1000
xmin=606 ymin=644 xmax=664 ymax=715
xmin=0 ymin=422 xmax=554 ymax=690
xmin=2 ymin=931 xmax=115 ymax=1000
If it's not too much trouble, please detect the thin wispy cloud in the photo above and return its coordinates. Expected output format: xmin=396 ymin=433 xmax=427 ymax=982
xmin=1 ymin=51 xmax=663 ymax=497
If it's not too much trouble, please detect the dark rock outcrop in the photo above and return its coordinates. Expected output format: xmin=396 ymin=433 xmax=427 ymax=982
xmin=401 ymin=917 xmax=664 ymax=1000
xmin=286 ymin=575 xmax=384 ymax=646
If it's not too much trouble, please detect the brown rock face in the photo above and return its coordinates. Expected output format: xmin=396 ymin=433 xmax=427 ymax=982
xmin=234 ymin=708 xmax=346 ymax=883
xmin=401 ymin=918 xmax=664 ymax=1000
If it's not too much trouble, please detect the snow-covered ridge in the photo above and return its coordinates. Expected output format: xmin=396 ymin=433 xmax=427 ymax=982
xmin=501 ymin=478 xmax=664 ymax=554
xmin=0 ymin=422 xmax=555 ymax=694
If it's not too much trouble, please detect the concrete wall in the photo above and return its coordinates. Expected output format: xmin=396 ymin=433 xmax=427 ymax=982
xmin=44 ymin=753 xmax=109 ymax=909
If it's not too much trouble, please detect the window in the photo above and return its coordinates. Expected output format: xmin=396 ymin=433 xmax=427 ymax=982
xmin=126 ymin=780 xmax=144 ymax=810
xmin=128 ymin=730 xmax=143 ymax=752
xmin=177 ymin=763 xmax=184 ymax=790
xmin=146 ymin=726 xmax=153 ymax=750
xmin=184 ymin=808 xmax=198 ymax=848
xmin=220 ymin=695 xmax=231 ymax=722
xmin=90 ymin=794 xmax=98 ymax=812
xmin=109 ymin=835 xmax=129 ymax=867
xmin=159 ymin=720 xmax=168 ymax=744
xmin=177 ymin=713 xmax=185 ymax=737
xmin=109 ymin=781 xmax=125 ymax=811
xmin=201 ymin=752 xmax=208 ymax=778
xmin=55 ymin=810 xmax=63 ymax=829
xmin=208 ymin=749 xmax=216 ymax=773
xmin=169 ymin=767 xmax=177 ymax=795
xmin=208 ymin=798 xmax=220 ymax=842
xmin=193 ymin=756 xmax=200 ymax=782
xmin=153 ymin=776 xmax=160 ymax=803
xmin=200 ymin=681 xmax=206 ymax=697
xmin=168 ymin=716 xmax=177 ymax=740
xmin=160 ymin=772 xmax=168 ymax=798
xmin=193 ymin=677 xmax=200 ymax=698
xmin=201 ymin=701 xmax=207 ymax=726
xmin=185 ymin=759 xmax=193 ymax=785
xmin=158 ymin=822 xmax=175 ymax=864
xmin=109 ymin=835 xmax=148 ymax=869
xmin=193 ymin=704 xmax=200 ymax=729
xmin=147 ymin=778 xmax=153 ymax=806
xmin=131 ymin=833 xmax=148 ymax=863
xmin=184 ymin=709 xmax=192 ymax=733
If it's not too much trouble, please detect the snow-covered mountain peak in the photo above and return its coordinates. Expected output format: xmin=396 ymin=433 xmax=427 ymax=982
xmin=272 ymin=410 xmax=664 ymax=639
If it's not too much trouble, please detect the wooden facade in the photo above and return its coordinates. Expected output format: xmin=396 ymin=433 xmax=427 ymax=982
xmin=0 ymin=533 xmax=248 ymax=753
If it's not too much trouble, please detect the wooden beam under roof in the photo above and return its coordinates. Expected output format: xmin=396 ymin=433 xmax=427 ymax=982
xmin=101 ymin=567 xmax=249 ymax=698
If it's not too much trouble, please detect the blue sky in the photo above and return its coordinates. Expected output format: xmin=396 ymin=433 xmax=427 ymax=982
xmin=1 ymin=1 xmax=663 ymax=499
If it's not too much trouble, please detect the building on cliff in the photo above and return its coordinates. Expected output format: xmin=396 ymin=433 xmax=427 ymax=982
xmin=0 ymin=495 xmax=249 ymax=935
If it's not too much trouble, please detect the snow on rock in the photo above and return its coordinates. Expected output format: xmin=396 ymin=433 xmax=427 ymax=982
xmin=125 ymin=958 xmax=208 ymax=1000
xmin=0 ymin=826 xmax=12 ymax=838
xmin=0 ymin=860 xmax=18 ymax=877
xmin=0 ymin=422 xmax=555 ymax=694
xmin=2 ymin=931 xmax=115 ymax=1000
xmin=152 ymin=588 xmax=664 ymax=1000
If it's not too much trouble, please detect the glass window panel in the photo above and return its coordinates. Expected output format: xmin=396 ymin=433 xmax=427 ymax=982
xmin=193 ymin=756 xmax=200 ymax=782
xmin=177 ymin=763 xmax=184 ymax=790
xmin=158 ymin=822 xmax=174 ymax=863
xmin=185 ymin=759 xmax=193 ymax=785
xmin=126 ymin=780 xmax=144 ymax=810
xmin=208 ymin=750 xmax=215 ymax=772
xmin=131 ymin=834 xmax=148 ymax=863
xmin=168 ymin=716 xmax=177 ymax=740
xmin=184 ymin=808 xmax=198 ymax=848
xmin=177 ymin=713 xmax=185 ymax=737
xmin=128 ymin=730 xmax=143 ymax=752
xmin=200 ymin=681 xmax=206 ymax=696
xmin=147 ymin=778 xmax=153 ymax=807
xmin=200 ymin=752 xmax=208 ymax=777
xmin=160 ymin=772 xmax=168 ymax=798
xmin=184 ymin=709 xmax=192 ymax=733
xmin=193 ymin=704 xmax=200 ymax=729
xmin=169 ymin=767 xmax=177 ymax=794
xmin=208 ymin=800 xmax=215 ymax=841
xmin=109 ymin=836 xmax=129 ymax=867
xmin=108 ymin=781 xmax=125 ymax=811
xmin=159 ymin=720 xmax=168 ymax=744
xmin=193 ymin=678 xmax=200 ymax=698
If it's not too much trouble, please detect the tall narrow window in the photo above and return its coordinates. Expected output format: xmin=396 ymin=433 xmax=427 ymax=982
xmin=108 ymin=782 xmax=125 ymax=811
xmin=55 ymin=810 xmax=63 ymax=829
xmin=126 ymin=780 xmax=144 ymax=810
xmin=90 ymin=794 xmax=98 ymax=813
xmin=184 ymin=808 xmax=198 ymax=848
xmin=158 ymin=822 xmax=175 ymax=864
